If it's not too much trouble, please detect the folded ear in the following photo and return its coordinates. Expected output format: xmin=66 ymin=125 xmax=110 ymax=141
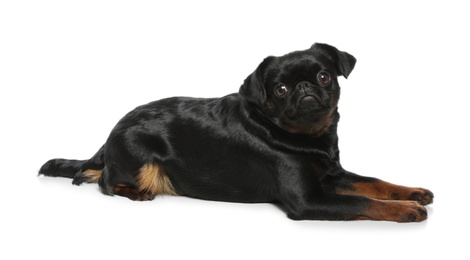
xmin=310 ymin=43 xmax=356 ymax=78
xmin=239 ymin=56 xmax=276 ymax=107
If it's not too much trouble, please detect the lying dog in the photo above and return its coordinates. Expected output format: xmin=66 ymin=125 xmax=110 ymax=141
xmin=39 ymin=43 xmax=433 ymax=222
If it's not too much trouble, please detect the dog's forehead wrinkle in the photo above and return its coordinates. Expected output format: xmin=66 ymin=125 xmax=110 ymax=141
xmin=275 ymin=60 xmax=323 ymax=85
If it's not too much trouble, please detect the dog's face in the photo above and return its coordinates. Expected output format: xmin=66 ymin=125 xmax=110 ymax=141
xmin=240 ymin=43 xmax=356 ymax=135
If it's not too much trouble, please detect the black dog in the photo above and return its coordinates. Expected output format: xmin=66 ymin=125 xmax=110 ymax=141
xmin=40 ymin=43 xmax=433 ymax=222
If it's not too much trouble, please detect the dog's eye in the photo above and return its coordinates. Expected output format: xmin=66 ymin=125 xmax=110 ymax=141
xmin=274 ymin=85 xmax=288 ymax=97
xmin=317 ymin=72 xmax=331 ymax=86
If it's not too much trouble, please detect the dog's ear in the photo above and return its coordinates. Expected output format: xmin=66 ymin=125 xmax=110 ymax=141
xmin=239 ymin=56 xmax=276 ymax=107
xmin=310 ymin=43 xmax=356 ymax=78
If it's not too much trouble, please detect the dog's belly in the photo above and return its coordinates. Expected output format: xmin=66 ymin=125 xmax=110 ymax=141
xmin=162 ymin=151 xmax=278 ymax=203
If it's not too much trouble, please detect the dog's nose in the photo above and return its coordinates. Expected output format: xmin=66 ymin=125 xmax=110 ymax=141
xmin=296 ymin=81 xmax=314 ymax=91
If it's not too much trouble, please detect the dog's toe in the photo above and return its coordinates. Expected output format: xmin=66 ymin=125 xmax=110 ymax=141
xmin=409 ymin=188 xmax=433 ymax=205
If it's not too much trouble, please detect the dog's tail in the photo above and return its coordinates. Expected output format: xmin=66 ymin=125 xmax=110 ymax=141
xmin=39 ymin=145 xmax=105 ymax=185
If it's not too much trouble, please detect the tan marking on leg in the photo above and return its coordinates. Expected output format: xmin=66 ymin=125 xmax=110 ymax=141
xmin=337 ymin=180 xmax=434 ymax=205
xmin=137 ymin=163 xmax=178 ymax=199
xmin=336 ymin=180 xmax=396 ymax=199
xmin=81 ymin=169 xmax=103 ymax=183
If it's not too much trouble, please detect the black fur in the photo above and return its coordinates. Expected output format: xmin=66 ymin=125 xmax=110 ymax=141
xmin=39 ymin=43 xmax=433 ymax=222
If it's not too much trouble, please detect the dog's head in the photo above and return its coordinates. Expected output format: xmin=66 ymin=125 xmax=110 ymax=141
xmin=240 ymin=43 xmax=356 ymax=136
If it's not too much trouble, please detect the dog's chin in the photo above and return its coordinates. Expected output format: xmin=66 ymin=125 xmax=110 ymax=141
xmin=286 ymin=97 xmax=330 ymax=120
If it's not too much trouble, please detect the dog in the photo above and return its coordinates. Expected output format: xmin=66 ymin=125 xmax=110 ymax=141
xmin=39 ymin=43 xmax=433 ymax=222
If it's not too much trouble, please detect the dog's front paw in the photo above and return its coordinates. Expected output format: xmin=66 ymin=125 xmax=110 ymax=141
xmin=408 ymin=188 xmax=434 ymax=205
xmin=398 ymin=201 xmax=428 ymax=222
xmin=359 ymin=200 xmax=428 ymax=222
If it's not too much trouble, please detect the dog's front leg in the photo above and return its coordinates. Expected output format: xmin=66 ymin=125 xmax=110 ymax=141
xmin=279 ymin=192 xmax=428 ymax=222
xmin=277 ymin=171 xmax=427 ymax=222
xmin=323 ymin=171 xmax=434 ymax=205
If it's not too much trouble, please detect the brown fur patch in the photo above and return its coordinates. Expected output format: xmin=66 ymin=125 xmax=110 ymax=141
xmin=81 ymin=169 xmax=103 ymax=183
xmin=136 ymin=163 xmax=178 ymax=199
xmin=337 ymin=180 xmax=397 ymax=200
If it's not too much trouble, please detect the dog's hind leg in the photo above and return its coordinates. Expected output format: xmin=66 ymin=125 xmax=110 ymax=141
xmin=98 ymin=163 xmax=178 ymax=201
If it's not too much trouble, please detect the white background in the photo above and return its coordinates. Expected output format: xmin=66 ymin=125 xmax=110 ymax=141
xmin=1 ymin=0 xmax=469 ymax=259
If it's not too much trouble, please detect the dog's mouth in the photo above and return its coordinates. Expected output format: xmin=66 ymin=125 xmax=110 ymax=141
xmin=298 ymin=94 xmax=328 ymax=112
xmin=283 ymin=95 xmax=329 ymax=120
xmin=300 ymin=95 xmax=322 ymax=104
